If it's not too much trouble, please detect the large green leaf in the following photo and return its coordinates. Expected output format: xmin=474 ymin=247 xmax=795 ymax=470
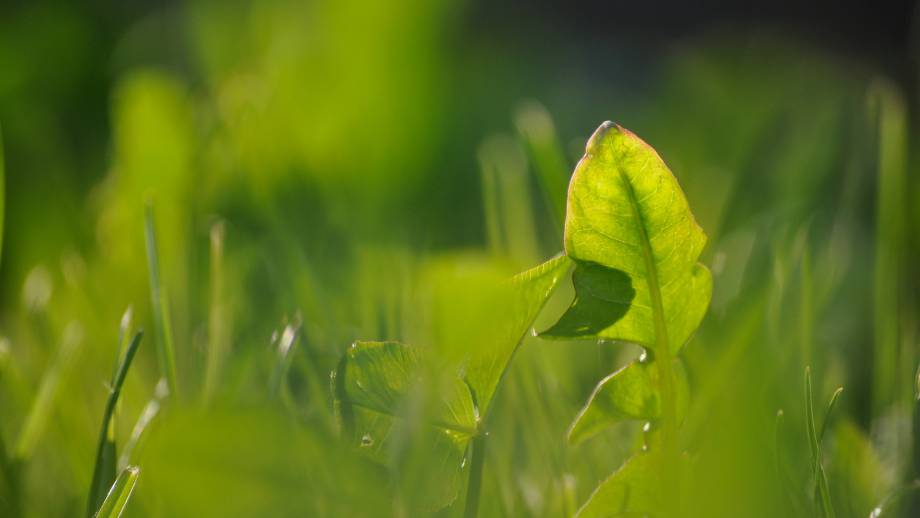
xmin=568 ymin=358 xmax=689 ymax=445
xmin=544 ymin=122 xmax=711 ymax=353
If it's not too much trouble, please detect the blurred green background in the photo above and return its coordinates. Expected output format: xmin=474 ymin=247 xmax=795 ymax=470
xmin=0 ymin=0 xmax=918 ymax=516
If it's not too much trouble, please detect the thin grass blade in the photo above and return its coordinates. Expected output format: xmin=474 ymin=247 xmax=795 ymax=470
xmin=514 ymin=101 xmax=569 ymax=229
xmin=805 ymin=367 xmax=836 ymax=518
xmin=203 ymin=220 xmax=227 ymax=404
xmin=87 ymin=332 xmax=143 ymax=517
xmin=15 ymin=323 xmax=83 ymax=459
xmin=819 ymin=387 xmax=844 ymax=443
xmin=269 ymin=323 xmax=301 ymax=398
xmin=144 ymin=202 xmax=178 ymax=396
xmin=92 ymin=466 xmax=139 ymax=518
xmin=119 ymin=378 xmax=168 ymax=470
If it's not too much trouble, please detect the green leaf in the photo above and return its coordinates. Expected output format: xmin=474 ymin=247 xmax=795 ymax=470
xmin=92 ymin=466 xmax=139 ymax=518
xmin=568 ymin=358 xmax=689 ymax=445
xmin=87 ymin=332 xmax=143 ymax=517
xmin=333 ymin=340 xmax=476 ymax=511
xmin=543 ymin=122 xmax=711 ymax=353
xmin=465 ymin=253 xmax=571 ymax=414
xmin=575 ymin=451 xmax=666 ymax=518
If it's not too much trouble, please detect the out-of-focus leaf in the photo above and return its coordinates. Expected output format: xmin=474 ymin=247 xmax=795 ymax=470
xmin=543 ymin=122 xmax=711 ymax=354
xmin=336 ymin=341 xmax=478 ymax=437
xmin=568 ymin=358 xmax=689 ymax=445
xmin=828 ymin=420 xmax=892 ymax=518
xmin=92 ymin=466 xmax=138 ymax=518
xmin=334 ymin=340 xmax=476 ymax=511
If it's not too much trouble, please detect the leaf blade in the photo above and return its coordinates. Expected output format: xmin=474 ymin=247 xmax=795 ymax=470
xmin=547 ymin=122 xmax=711 ymax=352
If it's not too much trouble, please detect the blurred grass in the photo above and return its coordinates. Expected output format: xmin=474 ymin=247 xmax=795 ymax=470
xmin=0 ymin=1 xmax=916 ymax=517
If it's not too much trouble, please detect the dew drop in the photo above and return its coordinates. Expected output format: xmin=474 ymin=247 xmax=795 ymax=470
xmin=360 ymin=434 xmax=374 ymax=447
xmin=641 ymin=421 xmax=652 ymax=452
xmin=639 ymin=351 xmax=648 ymax=363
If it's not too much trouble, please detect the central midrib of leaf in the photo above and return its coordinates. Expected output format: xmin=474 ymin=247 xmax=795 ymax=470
xmin=616 ymin=169 xmax=670 ymax=356
xmin=617 ymin=166 xmax=680 ymax=502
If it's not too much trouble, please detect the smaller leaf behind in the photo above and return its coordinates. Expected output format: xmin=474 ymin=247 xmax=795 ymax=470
xmin=333 ymin=341 xmax=476 ymax=511
xmin=568 ymin=358 xmax=689 ymax=445
xmin=575 ymin=451 xmax=671 ymax=518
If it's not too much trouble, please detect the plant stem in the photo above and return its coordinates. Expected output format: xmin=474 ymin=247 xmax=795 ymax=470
xmin=464 ymin=433 xmax=487 ymax=518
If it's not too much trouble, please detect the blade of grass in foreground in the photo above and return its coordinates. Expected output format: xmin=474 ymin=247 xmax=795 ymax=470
xmin=87 ymin=332 xmax=143 ymax=517
xmin=144 ymin=201 xmax=178 ymax=396
xmin=93 ymin=466 xmax=139 ymax=518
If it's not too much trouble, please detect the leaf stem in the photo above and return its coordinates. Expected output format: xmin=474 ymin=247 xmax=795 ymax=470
xmin=464 ymin=432 xmax=487 ymax=518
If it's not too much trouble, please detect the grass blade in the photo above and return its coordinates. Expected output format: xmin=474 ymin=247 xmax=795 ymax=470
xmin=477 ymin=136 xmax=539 ymax=264
xmin=514 ymin=101 xmax=569 ymax=230
xmin=0 ymin=122 xmax=5 ymax=267
xmin=144 ymin=201 xmax=178 ymax=397
xmin=868 ymin=80 xmax=908 ymax=418
xmin=269 ymin=323 xmax=301 ymax=399
xmin=15 ymin=323 xmax=83 ymax=459
xmin=87 ymin=332 xmax=143 ymax=517
xmin=805 ymin=367 xmax=836 ymax=518
xmin=119 ymin=378 xmax=168 ymax=470
xmin=92 ymin=466 xmax=139 ymax=518
xmin=819 ymin=387 xmax=843 ymax=443
xmin=203 ymin=221 xmax=227 ymax=404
